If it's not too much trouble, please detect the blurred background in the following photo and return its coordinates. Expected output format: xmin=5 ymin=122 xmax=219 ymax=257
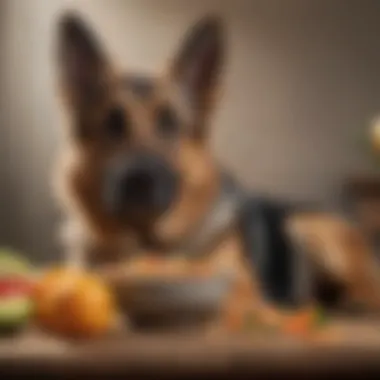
xmin=0 ymin=0 xmax=379 ymax=263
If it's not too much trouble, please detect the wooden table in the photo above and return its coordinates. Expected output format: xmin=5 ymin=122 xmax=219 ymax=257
xmin=2 ymin=318 xmax=380 ymax=378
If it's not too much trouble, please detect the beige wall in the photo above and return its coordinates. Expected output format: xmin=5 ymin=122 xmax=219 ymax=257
xmin=0 ymin=0 xmax=379 ymax=263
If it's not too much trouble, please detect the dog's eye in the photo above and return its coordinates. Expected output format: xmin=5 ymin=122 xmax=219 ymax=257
xmin=156 ymin=106 xmax=179 ymax=138
xmin=104 ymin=107 xmax=128 ymax=140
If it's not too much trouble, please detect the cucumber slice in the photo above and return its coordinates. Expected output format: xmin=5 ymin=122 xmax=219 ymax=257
xmin=0 ymin=248 xmax=31 ymax=276
xmin=0 ymin=297 xmax=33 ymax=327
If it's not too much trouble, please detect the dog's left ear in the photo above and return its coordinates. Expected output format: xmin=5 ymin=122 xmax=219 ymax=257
xmin=56 ymin=12 xmax=110 ymax=109
xmin=170 ymin=15 xmax=224 ymax=140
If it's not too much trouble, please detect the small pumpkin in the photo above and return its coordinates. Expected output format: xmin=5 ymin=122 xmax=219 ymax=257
xmin=34 ymin=268 xmax=117 ymax=338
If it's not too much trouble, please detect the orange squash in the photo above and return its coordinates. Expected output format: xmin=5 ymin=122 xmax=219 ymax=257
xmin=34 ymin=268 xmax=117 ymax=338
xmin=281 ymin=307 xmax=316 ymax=337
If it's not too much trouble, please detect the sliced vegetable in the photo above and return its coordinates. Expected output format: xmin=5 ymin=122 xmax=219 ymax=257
xmin=0 ymin=278 xmax=34 ymax=298
xmin=0 ymin=249 xmax=31 ymax=276
xmin=281 ymin=307 xmax=316 ymax=336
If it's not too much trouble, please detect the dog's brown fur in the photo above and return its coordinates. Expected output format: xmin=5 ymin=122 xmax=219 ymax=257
xmin=287 ymin=213 xmax=380 ymax=312
xmin=54 ymin=14 xmax=221 ymax=254
xmin=54 ymin=12 xmax=380 ymax=331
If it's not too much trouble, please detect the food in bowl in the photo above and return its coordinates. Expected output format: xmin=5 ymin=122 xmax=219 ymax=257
xmin=100 ymin=255 xmax=233 ymax=329
xmin=126 ymin=256 xmax=214 ymax=278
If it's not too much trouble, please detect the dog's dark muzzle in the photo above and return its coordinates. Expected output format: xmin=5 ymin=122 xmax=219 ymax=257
xmin=103 ymin=153 xmax=179 ymax=222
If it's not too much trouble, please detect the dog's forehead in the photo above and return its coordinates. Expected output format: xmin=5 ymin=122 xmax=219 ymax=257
xmin=121 ymin=74 xmax=157 ymax=100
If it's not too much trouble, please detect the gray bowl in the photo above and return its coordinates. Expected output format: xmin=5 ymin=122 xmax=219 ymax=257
xmin=111 ymin=274 xmax=233 ymax=330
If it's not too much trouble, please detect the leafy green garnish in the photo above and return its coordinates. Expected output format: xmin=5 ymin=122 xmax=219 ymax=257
xmin=313 ymin=306 xmax=328 ymax=328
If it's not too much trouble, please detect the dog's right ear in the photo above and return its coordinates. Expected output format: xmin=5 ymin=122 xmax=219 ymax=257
xmin=169 ymin=15 xmax=224 ymax=141
xmin=56 ymin=13 xmax=110 ymax=109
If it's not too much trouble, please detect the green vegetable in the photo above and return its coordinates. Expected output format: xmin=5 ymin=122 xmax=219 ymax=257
xmin=0 ymin=248 xmax=34 ymax=335
xmin=0 ymin=297 xmax=33 ymax=335
xmin=313 ymin=306 xmax=328 ymax=328
xmin=0 ymin=248 xmax=31 ymax=276
xmin=0 ymin=298 xmax=33 ymax=324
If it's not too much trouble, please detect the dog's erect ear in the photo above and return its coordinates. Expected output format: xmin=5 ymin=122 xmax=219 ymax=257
xmin=170 ymin=15 xmax=224 ymax=140
xmin=56 ymin=13 xmax=110 ymax=108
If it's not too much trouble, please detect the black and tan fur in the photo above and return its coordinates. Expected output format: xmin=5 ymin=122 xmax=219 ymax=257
xmin=54 ymin=12 xmax=380 ymax=330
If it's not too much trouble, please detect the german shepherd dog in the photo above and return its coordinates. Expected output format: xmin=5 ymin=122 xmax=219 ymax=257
xmin=54 ymin=12 xmax=380 ymax=330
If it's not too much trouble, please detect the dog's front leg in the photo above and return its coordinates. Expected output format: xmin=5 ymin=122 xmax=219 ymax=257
xmin=59 ymin=218 xmax=135 ymax=270
xmin=58 ymin=218 xmax=91 ymax=269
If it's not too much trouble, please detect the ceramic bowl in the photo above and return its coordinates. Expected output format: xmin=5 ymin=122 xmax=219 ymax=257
xmin=110 ymin=272 xmax=233 ymax=330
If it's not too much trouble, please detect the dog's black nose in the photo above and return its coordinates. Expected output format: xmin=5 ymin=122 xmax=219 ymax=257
xmin=104 ymin=153 xmax=178 ymax=220
xmin=121 ymin=169 xmax=155 ymax=205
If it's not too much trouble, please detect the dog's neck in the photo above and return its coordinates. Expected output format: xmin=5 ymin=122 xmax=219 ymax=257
xmin=139 ymin=171 xmax=246 ymax=258
xmin=64 ymin=171 xmax=245 ymax=268
xmin=176 ymin=172 xmax=245 ymax=257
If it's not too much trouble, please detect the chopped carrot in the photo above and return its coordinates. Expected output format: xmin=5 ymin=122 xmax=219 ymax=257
xmin=281 ymin=307 xmax=315 ymax=337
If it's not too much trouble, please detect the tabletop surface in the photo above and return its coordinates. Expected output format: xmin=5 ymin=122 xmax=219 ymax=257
xmin=2 ymin=318 xmax=380 ymax=377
